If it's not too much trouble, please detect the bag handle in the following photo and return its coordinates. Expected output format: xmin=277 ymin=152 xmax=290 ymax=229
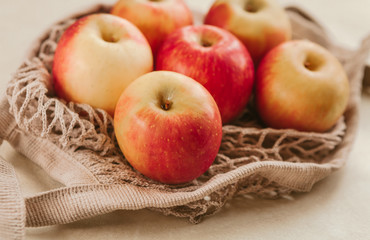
xmin=0 ymin=156 xmax=26 ymax=240
xmin=3 ymin=159 xmax=334 ymax=228
xmin=0 ymin=96 xmax=26 ymax=239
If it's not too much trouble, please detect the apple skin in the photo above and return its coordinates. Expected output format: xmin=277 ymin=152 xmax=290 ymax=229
xmin=114 ymin=71 xmax=222 ymax=184
xmin=255 ymin=40 xmax=350 ymax=132
xmin=52 ymin=13 xmax=153 ymax=116
xmin=156 ymin=25 xmax=254 ymax=124
xmin=111 ymin=0 xmax=193 ymax=56
xmin=204 ymin=0 xmax=292 ymax=64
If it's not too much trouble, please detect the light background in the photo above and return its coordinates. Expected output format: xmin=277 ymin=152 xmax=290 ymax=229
xmin=0 ymin=1 xmax=369 ymax=239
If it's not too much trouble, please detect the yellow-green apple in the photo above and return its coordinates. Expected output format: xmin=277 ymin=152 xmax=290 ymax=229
xmin=156 ymin=25 xmax=254 ymax=124
xmin=114 ymin=71 xmax=222 ymax=184
xmin=111 ymin=0 xmax=193 ymax=56
xmin=256 ymin=40 xmax=350 ymax=132
xmin=204 ymin=0 xmax=291 ymax=64
xmin=52 ymin=13 xmax=153 ymax=116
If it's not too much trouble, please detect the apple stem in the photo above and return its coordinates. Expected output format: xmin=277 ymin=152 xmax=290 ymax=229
xmin=304 ymin=61 xmax=313 ymax=70
xmin=245 ymin=3 xmax=257 ymax=13
xmin=245 ymin=4 xmax=253 ymax=12
xmin=102 ymin=33 xmax=119 ymax=43
xmin=200 ymin=38 xmax=212 ymax=48
xmin=161 ymin=99 xmax=172 ymax=111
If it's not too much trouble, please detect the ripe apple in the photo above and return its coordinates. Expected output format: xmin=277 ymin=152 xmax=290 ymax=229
xmin=255 ymin=40 xmax=350 ymax=132
xmin=156 ymin=25 xmax=254 ymax=124
xmin=204 ymin=0 xmax=292 ymax=64
xmin=52 ymin=13 xmax=153 ymax=116
xmin=114 ymin=71 xmax=223 ymax=184
xmin=111 ymin=0 xmax=193 ymax=56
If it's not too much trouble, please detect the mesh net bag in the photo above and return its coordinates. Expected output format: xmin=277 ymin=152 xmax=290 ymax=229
xmin=1 ymin=4 xmax=370 ymax=238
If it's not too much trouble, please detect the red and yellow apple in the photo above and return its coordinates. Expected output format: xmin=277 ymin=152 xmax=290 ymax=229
xmin=114 ymin=71 xmax=222 ymax=184
xmin=111 ymin=0 xmax=193 ymax=56
xmin=255 ymin=40 xmax=350 ymax=132
xmin=156 ymin=25 xmax=254 ymax=124
xmin=52 ymin=13 xmax=153 ymax=116
xmin=204 ymin=0 xmax=292 ymax=64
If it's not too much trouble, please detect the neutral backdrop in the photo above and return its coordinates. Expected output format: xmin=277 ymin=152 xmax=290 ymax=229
xmin=0 ymin=0 xmax=370 ymax=239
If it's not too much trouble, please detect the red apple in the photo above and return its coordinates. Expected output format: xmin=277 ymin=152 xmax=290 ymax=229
xmin=156 ymin=25 xmax=254 ymax=124
xmin=256 ymin=40 xmax=350 ymax=132
xmin=52 ymin=13 xmax=153 ymax=116
xmin=204 ymin=0 xmax=292 ymax=64
xmin=114 ymin=71 xmax=222 ymax=184
xmin=111 ymin=0 xmax=193 ymax=56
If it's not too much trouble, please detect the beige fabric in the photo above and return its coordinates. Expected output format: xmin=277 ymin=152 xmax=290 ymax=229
xmin=0 ymin=157 xmax=25 ymax=240
xmin=0 ymin=99 xmax=25 ymax=240
xmin=0 ymin=4 xmax=370 ymax=239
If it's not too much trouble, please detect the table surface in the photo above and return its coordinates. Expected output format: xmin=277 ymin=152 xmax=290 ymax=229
xmin=1 ymin=0 xmax=369 ymax=239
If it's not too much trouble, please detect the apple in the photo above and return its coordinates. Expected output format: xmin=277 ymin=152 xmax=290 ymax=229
xmin=114 ymin=71 xmax=223 ymax=184
xmin=204 ymin=0 xmax=292 ymax=64
xmin=111 ymin=0 xmax=193 ymax=56
xmin=52 ymin=13 xmax=153 ymax=116
xmin=255 ymin=40 xmax=350 ymax=132
xmin=156 ymin=25 xmax=254 ymax=124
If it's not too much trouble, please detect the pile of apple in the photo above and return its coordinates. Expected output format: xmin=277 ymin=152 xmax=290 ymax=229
xmin=52 ymin=0 xmax=350 ymax=184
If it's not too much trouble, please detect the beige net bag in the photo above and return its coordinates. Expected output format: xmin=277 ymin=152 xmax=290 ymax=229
xmin=1 ymin=4 xmax=370 ymax=239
